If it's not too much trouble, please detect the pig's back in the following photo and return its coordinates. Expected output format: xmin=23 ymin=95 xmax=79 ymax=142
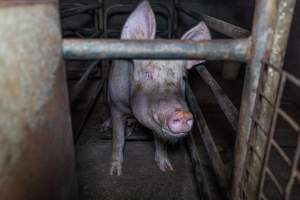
xmin=108 ymin=60 xmax=133 ymax=114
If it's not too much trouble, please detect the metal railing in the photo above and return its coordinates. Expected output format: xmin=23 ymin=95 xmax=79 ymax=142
xmin=258 ymin=65 xmax=300 ymax=200
xmin=60 ymin=0 xmax=298 ymax=199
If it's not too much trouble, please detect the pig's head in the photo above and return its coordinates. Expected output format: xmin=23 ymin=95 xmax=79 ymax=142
xmin=121 ymin=1 xmax=211 ymax=142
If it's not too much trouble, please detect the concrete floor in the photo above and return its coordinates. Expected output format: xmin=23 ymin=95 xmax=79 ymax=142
xmin=63 ymin=0 xmax=300 ymax=198
xmin=75 ymin=99 xmax=200 ymax=200
xmin=70 ymin=70 xmax=300 ymax=200
xmin=71 ymin=73 xmax=240 ymax=200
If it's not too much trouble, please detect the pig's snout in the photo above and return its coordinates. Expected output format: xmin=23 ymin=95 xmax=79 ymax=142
xmin=167 ymin=111 xmax=193 ymax=134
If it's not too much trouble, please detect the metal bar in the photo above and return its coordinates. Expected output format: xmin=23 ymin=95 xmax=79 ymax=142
xmin=285 ymin=70 xmax=300 ymax=88
xmin=258 ymin=75 xmax=287 ymax=200
xmin=185 ymin=134 xmax=215 ymax=200
xmin=278 ymin=109 xmax=300 ymax=132
xmin=265 ymin=168 xmax=284 ymax=194
xmin=269 ymin=0 xmax=297 ymax=68
xmin=0 ymin=2 xmax=77 ymax=199
xmin=245 ymin=1 xmax=297 ymax=198
xmin=73 ymin=79 xmax=105 ymax=141
xmin=284 ymin=133 xmax=300 ymax=199
xmin=271 ymin=140 xmax=292 ymax=166
xmin=260 ymin=93 xmax=277 ymax=110
xmin=71 ymin=60 xmax=100 ymax=104
xmin=186 ymin=83 xmax=229 ymax=198
xmin=200 ymin=13 xmax=250 ymax=38
xmin=63 ymin=38 xmax=251 ymax=61
xmin=231 ymin=0 xmax=278 ymax=198
xmin=196 ymin=65 xmax=239 ymax=131
xmin=61 ymin=4 xmax=101 ymax=18
xmin=97 ymin=0 xmax=103 ymax=37
xmin=176 ymin=6 xmax=250 ymax=38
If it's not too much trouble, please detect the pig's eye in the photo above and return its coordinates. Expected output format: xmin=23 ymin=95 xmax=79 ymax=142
xmin=173 ymin=118 xmax=180 ymax=123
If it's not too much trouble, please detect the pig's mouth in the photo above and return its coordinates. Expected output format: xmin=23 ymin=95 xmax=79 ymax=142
xmin=161 ymin=127 xmax=188 ymax=137
xmin=151 ymin=112 xmax=189 ymax=139
xmin=151 ymin=119 xmax=188 ymax=138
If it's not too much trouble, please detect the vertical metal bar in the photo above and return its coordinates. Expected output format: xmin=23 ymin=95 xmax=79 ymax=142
xmin=245 ymin=0 xmax=297 ymax=199
xmin=0 ymin=1 xmax=77 ymax=199
xmin=231 ymin=0 xmax=278 ymax=199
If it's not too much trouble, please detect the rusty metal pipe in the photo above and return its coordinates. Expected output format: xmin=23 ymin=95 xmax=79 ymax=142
xmin=196 ymin=65 xmax=239 ymax=131
xmin=255 ymin=0 xmax=297 ymax=199
xmin=0 ymin=1 xmax=77 ymax=199
xmin=231 ymin=0 xmax=278 ymax=199
xmin=63 ymin=38 xmax=251 ymax=62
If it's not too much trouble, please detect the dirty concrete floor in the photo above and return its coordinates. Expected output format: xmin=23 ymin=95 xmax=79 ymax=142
xmin=75 ymin=100 xmax=200 ymax=200
xmin=72 ymin=73 xmax=239 ymax=200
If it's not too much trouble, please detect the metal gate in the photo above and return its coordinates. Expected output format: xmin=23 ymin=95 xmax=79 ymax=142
xmin=1 ymin=0 xmax=295 ymax=199
xmin=60 ymin=0 xmax=298 ymax=199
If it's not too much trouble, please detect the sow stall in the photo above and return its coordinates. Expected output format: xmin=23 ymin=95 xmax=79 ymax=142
xmin=0 ymin=0 xmax=299 ymax=199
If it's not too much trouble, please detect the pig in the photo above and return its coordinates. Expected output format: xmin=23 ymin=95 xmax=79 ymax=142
xmin=108 ymin=0 xmax=211 ymax=176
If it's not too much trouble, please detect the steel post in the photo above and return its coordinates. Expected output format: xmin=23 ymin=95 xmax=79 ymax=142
xmin=231 ymin=0 xmax=278 ymax=199
xmin=253 ymin=0 xmax=296 ymax=199
xmin=0 ymin=1 xmax=77 ymax=199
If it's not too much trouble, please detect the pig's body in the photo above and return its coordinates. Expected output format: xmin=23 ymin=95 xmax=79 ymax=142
xmin=108 ymin=0 xmax=211 ymax=176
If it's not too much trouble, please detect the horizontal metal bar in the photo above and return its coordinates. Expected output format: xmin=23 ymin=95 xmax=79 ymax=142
xmin=196 ymin=65 xmax=239 ymax=131
xmin=63 ymin=38 xmax=251 ymax=61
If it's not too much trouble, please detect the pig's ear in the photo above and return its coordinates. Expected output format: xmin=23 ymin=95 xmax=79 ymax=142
xmin=121 ymin=1 xmax=156 ymax=40
xmin=181 ymin=22 xmax=211 ymax=70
